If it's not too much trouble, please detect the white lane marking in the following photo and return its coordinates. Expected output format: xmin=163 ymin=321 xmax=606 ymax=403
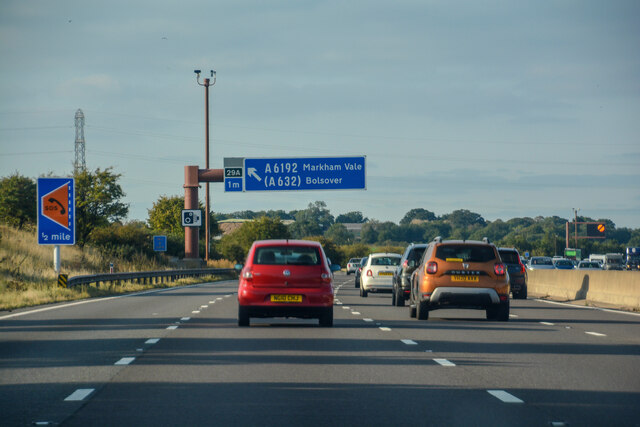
xmin=535 ymin=299 xmax=640 ymax=317
xmin=487 ymin=390 xmax=524 ymax=403
xmin=363 ymin=318 xmax=374 ymax=322
xmin=379 ymin=327 xmax=391 ymax=331
xmin=540 ymin=321 xmax=555 ymax=326
xmin=509 ymin=314 xmax=518 ymax=318
xmin=433 ymin=358 xmax=455 ymax=367
xmin=64 ymin=388 xmax=95 ymax=401
xmin=401 ymin=339 xmax=418 ymax=345
xmin=342 ymin=306 xmax=350 ymax=310
xmin=115 ymin=357 xmax=135 ymax=366
xmin=336 ymin=302 xmax=343 ymax=305
xmin=181 ymin=317 xmax=191 ymax=321
xmin=0 ymin=282 xmax=214 ymax=320
xmin=166 ymin=325 xmax=178 ymax=330
xmin=145 ymin=338 xmax=160 ymax=345
xmin=352 ymin=311 xmax=361 ymax=315
xmin=586 ymin=331 xmax=607 ymax=337
xmin=200 ymin=305 xmax=208 ymax=309
xmin=192 ymin=310 xmax=200 ymax=314
xmin=216 ymin=298 xmax=223 ymax=301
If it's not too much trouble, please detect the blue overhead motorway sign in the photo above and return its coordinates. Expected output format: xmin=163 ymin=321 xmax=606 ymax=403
xmin=243 ymin=156 xmax=366 ymax=191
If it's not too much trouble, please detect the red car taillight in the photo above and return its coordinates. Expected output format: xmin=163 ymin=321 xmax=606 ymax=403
xmin=321 ymin=271 xmax=332 ymax=283
xmin=494 ymin=263 xmax=506 ymax=276
xmin=426 ymin=261 xmax=437 ymax=274
xmin=519 ymin=263 xmax=525 ymax=274
xmin=242 ymin=270 xmax=253 ymax=280
xmin=402 ymin=260 xmax=409 ymax=269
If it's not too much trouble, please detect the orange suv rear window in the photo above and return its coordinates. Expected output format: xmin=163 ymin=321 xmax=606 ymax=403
xmin=435 ymin=245 xmax=497 ymax=263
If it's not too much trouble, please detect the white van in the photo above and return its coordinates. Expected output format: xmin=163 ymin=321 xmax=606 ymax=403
xmin=589 ymin=253 xmax=623 ymax=270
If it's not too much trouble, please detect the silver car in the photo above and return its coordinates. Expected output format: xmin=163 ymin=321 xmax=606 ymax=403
xmin=527 ymin=256 xmax=555 ymax=270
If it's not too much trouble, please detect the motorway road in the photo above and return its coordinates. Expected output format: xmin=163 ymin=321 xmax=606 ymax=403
xmin=1 ymin=273 xmax=639 ymax=426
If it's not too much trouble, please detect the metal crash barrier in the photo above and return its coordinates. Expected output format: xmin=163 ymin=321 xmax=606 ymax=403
xmin=67 ymin=268 xmax=237 ymax=288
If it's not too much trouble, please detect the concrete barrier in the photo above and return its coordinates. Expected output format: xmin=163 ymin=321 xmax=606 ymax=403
xmin=526 ymin=270 xmax=640 ymax=311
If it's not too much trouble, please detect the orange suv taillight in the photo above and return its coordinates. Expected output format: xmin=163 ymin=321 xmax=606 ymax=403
xmin=426 ymin=262 xmax=438 ymax=274
xmin=494 ymin=263 xmax=506 ymax=276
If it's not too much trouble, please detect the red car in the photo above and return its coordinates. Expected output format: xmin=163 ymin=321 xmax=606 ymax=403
xmin=237 ymin=239 xmax=335 ymax=327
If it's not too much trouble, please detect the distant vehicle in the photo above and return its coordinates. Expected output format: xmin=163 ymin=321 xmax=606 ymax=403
xmin=625 ymin=247 xmax=640 ymax=271
xmin=346 ymin=258 xmax=361 ymax=275
xmin=577 ymin=261 xmax=602 ymax=270
xmin=526 ymin=256 xmax=555 ymax=270
xmin=360 ymin=253 xmax=402 ymax=297
xmin=590 ymin=253 xmax=624 ymax=271
xmin=553 ymin=258 xmax=575 ymax=270
xmin=409 ymin=237 xmax=510 ymax=321
xmin=354 ymin=256 xmax=367 ymax=288
xmin=392 ymin=243 xmax=428 ymax=306
xmin=236 ymin=239 xmax=337 ymax=327
xmin=498 ymin=247 xmax=527 ymax=299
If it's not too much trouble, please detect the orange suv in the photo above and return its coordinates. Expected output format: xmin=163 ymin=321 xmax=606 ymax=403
xmin=409 ymin=237 xmax=510 ymax=321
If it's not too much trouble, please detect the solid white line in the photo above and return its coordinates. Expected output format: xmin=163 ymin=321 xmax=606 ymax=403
xmin=586 ymin=331 xmax=607 ymax=337
xmin=64 ymin=388 xmax=95 ymax=401
xmin=166 ymin=325 xmax=178 ymax=330
xmin=535 ymin=299 xmax=640 ymax=317
xmin=487 ymin=390 xmax=524 ymax=403
xmin=145 ymin=338 xmax=160 ymax=344
xmin=433 ymin=358 xmax=455 ymax=367
xmin=0 ymin=282 xmax=217 ymax=320
xmin=401 ymin=339 xmax=418 ymax=345
xmin=540 ymin=321 xmax=555 ymax=326
xmin=115 ymin=357 xmax=135 ymax=366
xmin=379 ymin=327 xmax=391 ymax=331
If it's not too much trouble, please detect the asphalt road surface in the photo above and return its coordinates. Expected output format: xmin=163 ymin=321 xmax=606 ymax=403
xmin=1 ymin=273 xmax=639 ymax=426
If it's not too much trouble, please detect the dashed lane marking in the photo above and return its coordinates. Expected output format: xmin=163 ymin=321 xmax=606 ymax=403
xmin=586 ymin=331 xmax=607 ymax=337
xmin=115 ymin=357 xmax=135 ymax=366
xmin=363 ymin=318 xmax=374 ymax=322
xmin=540 ymin=322 xmax=555 ymax=326
xmin=64 ymin=388 xmax=95 ymax=402
xmin=166 ymin=325 xmax=178 ymax=330
xmin=487 ymin=390 xmax=524 ymax=403
xmin=352 ymin=311 xmax=361 ymax=315
xmin=145 ymin=338 xmax=160 ymax=345
xmin=181 ymin=317 xmax=191 ymax=321
xmin=379 ymin=327 xmax=391 ymax=331
xmin=433 ymin=358 xmax=455 ymax=367
xmin=401 ymin=339 xmax=418 ymax=345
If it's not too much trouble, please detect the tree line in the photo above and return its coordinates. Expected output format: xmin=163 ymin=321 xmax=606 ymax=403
xmin=2 ymin=171 xmax=639 ymax=267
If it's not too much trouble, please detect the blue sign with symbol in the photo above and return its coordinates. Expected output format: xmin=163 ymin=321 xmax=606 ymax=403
xmin=153 ymin=235 xmax=167 ymax=252
xmin=37 ymin=177 xmax=75 ymax=245
xmin=244 ymin=156 xmax=366 ymax=191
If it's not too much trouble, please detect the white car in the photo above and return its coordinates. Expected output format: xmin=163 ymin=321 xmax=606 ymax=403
xmin=360 ymin=253 xmax=402 ymax=297
xmin=346 ymin=258 xmax=362 ymax=275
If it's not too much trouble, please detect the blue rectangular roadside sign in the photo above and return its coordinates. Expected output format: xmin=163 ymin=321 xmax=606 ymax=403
xmin=37 ymin=177 xmax=75 ymax=245
xmin=153 ymin=235 xmax=167 ymax=252
xmin=244 ymin=156 xmax=366 ymax=191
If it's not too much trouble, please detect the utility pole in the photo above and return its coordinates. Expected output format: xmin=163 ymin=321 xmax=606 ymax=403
xmin=573 ymin=208 xmax=580 ymax=250
xmin=194 ymin=69 xmax=216 ymax=262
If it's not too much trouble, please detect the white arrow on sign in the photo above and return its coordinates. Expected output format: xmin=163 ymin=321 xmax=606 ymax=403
xmin=247 ymin=168 xmax=262 ymax=182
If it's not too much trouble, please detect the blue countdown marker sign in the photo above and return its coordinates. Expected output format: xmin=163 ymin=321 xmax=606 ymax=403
xmin=243 ymin=156 xmax=366 ymax=191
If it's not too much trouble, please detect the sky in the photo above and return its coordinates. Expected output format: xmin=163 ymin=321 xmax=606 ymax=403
xmin=1 ymin=1 xmax=639 ymax=228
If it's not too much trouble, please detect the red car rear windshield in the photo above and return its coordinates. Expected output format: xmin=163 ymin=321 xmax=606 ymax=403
xmin=253 ymin=246 xmax=321 ymax=266
xmin=435 ymin=245 xmax=497 ymax=263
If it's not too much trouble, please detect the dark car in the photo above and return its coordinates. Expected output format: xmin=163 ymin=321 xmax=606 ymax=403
xmin=354 ymin=256 xmax=367 ymax=288
xmin=498 ymin=247 xmax=527 ymax=299
xmin=392 ymin=243 xmax=428 ymax=306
